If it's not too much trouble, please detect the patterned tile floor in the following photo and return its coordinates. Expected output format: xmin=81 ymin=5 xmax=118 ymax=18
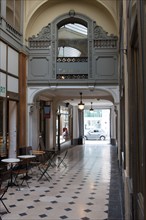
xmin=0 ymin=141 xmax=124 ymax=220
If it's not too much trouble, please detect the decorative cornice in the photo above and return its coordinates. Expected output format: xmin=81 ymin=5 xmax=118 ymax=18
xmin=6 ymin=22 xmax=22 ymax=40
xmin=94 ymin=39 xmax=117 ymax=48
xmin=29 ymin=40 xmax=51 ymax=48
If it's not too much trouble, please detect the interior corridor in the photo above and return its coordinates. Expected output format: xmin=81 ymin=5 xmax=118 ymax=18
xmin=1 ymin=141 xmax=124 ymax=220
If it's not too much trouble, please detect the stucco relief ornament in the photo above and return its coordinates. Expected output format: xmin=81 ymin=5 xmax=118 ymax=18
xmin=94 ymin=25 xmax=109 ymax=39
xmin=69 ymin=10 xmax=75 ymax=17
xmin=93 ymin=23 xmax=118 ymax=48
xmin=29 ymin=24 xmax=51 ymax=41
xmin=94 ymin=24 xmax=117 ymax=40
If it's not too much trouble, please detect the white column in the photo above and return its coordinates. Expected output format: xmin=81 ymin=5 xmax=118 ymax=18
xmin=27 ymin=104 xmax=40 ymax=149
xmin=110 ymin=105 xmax=117 ymax=145
xmin=73 ymin=106 xmax=79 ymax=140
xmin=116 ymin=103 xmax=121 ymax=161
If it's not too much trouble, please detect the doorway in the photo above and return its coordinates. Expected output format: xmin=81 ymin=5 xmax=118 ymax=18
xmin=84 ymin=108 xmax=110 ymax=142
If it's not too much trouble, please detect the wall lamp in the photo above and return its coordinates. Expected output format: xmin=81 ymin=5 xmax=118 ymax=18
xmin=78 ymin=92 xmax=85 ymax=110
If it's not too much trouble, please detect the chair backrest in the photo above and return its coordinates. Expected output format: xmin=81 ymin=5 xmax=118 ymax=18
xmin=13 ymin=160 xmax=27 ymax=171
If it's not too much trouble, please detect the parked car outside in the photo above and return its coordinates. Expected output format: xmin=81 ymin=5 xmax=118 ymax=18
xmin=84 ymin=129 xmax=107 ymax=140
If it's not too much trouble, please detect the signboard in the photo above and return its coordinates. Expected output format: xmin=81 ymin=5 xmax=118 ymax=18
xmin=0 ymin=72 xmax=6 ymax=97
xmin=44 ymin=105 xmax=51 ymax=118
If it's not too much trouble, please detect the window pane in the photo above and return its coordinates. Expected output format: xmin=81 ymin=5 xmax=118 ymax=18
xmin=0 ymin=0 xmax=1 ymax=17
xmin=15 ymin=0 xmax=21 ymax=31
xmin=6 ymin=0 xmax=14 ymax=27
xmin=58 ymin=46 xmax=81 ymax=57
xmin=58 ymin=23 xmax=88 ymax=57
xmin=6 ymin=0 xmax=21 ymax=31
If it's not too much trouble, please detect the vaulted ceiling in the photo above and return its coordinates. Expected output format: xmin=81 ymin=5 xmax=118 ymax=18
xmin=24 ymin=0 xmax=119 ymax=40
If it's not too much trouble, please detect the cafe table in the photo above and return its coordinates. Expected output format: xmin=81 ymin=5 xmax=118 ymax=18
xmin=1 ymin=158 xmax=20 ymax=187
xmin=17 ymin=155 xmax=36 ymax=179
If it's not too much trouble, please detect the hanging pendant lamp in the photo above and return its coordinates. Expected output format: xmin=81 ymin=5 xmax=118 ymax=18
xmin=78 ymin=92 xmax=85 ymax=110
xmin=90 ymin=102 xmax=94 ymax=111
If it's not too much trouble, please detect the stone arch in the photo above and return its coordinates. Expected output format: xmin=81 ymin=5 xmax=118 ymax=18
xmin=28 ymin=86 xmax=118 ymax=106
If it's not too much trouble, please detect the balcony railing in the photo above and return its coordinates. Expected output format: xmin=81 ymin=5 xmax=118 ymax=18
xmin=56 ymin=74 xmax=88 ymax=79
xmin=57 ymin=57 xmax=88 ymax=62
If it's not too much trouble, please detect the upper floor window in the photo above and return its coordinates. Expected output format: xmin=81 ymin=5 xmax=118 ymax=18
xmin=6 ymin=0 xmax=21 ymax=32
xmin=58 ymin=23 xmax=88 ymax=57
xmin=0 ymin=1 xmax=1 ymax=17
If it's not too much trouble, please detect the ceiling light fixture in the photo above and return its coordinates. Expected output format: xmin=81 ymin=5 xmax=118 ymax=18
xmin=78 ymin=92 xmax=84 ymax=110
xmin=90 ymin=102 xmax=94 ymax=111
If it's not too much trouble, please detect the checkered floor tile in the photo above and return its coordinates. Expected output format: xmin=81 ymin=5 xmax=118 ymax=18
xmin=0 ymin=141 xmax=123 ymax=220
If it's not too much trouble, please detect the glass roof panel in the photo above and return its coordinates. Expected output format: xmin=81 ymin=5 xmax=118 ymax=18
xmin=63 ymin=23 xmax=87 ymax=36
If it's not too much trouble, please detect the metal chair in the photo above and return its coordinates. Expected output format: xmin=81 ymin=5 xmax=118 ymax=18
xmin=0 ymin=178 xmax=10 ymax=213
xmin=12 ymin=160 xmax=30 ymax=189
xmin=37 ymin=152 xmax=54 ymax=181
xmin=57 ymin=150 xmax=68 ymax=168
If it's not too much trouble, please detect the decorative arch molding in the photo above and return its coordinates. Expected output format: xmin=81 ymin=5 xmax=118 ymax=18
xmin=27 ymin=85 xmax=119 ymax=106
xmin=52 ymin=10 xmax=93 ymax=26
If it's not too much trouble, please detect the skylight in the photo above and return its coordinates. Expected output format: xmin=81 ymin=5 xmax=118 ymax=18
xmin=63 ymin=23 xmax=87 ymax=36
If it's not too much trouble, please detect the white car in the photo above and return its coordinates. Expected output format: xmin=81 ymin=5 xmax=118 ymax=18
xmin=84 ymin=129 xmax=106 ymax=140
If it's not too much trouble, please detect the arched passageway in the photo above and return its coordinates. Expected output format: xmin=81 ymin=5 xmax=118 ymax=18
xmin=27 ymin=87 xmax=119 ymax=152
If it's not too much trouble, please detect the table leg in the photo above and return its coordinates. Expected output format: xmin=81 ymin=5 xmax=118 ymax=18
xmin=8 ymin=164 xmax=18 ymax=187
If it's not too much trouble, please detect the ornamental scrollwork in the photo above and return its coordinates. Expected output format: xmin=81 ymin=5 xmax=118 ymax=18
xmin=29 ymin=24 xmax=51 ymax=41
